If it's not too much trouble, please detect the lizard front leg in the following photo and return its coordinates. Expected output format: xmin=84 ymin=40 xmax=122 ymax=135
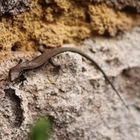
xmin=38 ymin=44 xmax=46 ymax=53
xmin=38 ymin=43 xmax=61 ymax=69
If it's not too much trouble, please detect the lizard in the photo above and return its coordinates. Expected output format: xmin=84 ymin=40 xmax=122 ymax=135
xmin=8 ymin=45 xmax=129 ymax=110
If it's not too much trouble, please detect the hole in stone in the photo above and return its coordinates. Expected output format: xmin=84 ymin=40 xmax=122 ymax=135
xmin=4 ymin=88 xmax=24 ymax=127
xmin=85 ymin=12 xmax=91 ymax=23
xmin=0 ymin=44 xmax=3 ymax=51
xmin=121 ymin=6 xmax=137 ymax=13
xmin=11 ymin=41 xmax=22 ymax=51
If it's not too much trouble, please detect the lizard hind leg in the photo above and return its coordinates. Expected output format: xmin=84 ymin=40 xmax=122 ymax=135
xmin=49 ymin=58 xmax=61 ymax=70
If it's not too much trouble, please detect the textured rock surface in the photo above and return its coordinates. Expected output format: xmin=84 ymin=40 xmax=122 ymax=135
xmin=0 ymin=0 xmax=30 ymax=15
xmin=0 ymin=0 xmax=139 ymax=51
xmin=91 ymin=0 xmax=140 ymax=12
xmin=0 ymin=27 xmax=140 ymax=139
xmin=0 ymin=0 xmax=139 ymax=16
xmin=0 ymin=0 xmax=140 ymax=140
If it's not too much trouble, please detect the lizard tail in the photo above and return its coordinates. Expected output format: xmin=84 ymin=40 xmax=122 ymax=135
xmin=51 ymin=47 xmax=129 ymax=110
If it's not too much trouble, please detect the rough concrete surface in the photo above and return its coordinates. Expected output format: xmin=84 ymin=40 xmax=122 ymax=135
xmin=0 ymin=27 xmax=140 ymax=139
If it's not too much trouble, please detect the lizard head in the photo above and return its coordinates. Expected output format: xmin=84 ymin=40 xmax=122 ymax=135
xmin=8 ymin=67 xmax=21 ymax=82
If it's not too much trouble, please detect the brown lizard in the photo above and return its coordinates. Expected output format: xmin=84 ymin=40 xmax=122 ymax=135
xmin=8 ymin=46 xmax=129 ymax=110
